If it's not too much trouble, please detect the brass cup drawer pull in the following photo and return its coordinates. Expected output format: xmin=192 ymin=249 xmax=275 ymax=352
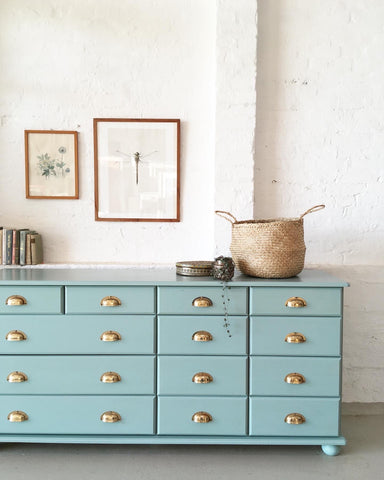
xmin=100 ymin=371 xmax=121 ymax=383
xmin=285 ymin=296 xmax=307 ymax=308
xmin=6 ymin=295 xmax=27 ymax=306
xmin=284 ymin=373 xmax=306 ymax=384
xmin=100 ymin=330 xmax=122 ymax=342
xmin=192 ymin=372 xmax=213 ymax=384
xmin=7 ymin=371 xmax=28 ymax=383
xmin=285 ymin=332 xmax=306 ymax=344
xmin=8 ymin=410 xmax=29 ymax=422
xmin=5 ymin=330 xmax=27 ymax=342
xmin=100 ymin=411 xmax=121 ymax=423
xmin=192 ymin=411 xmax=212 ymax=423
xmin=192 ymin=330 xmax=213 ymax=342
xmin=284 ymin=413 xmax=306 ymax=425
xmin=192 ymin=296 xmax=213 ymax=308
xmin=100 ymin=296 xmax=121 ymax=307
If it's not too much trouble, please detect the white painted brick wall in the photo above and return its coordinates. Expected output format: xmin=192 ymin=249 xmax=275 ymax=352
xmin=0 ymin=0 xmax=216 ymax=264
xmin=215 ymin=0 xmax=258 ymax=255
xmin=325 ymin=266 xmax=384 ymax=402
xmin=255 ymin=0 xmax=384 ymax=267
xmin=256 ymin=0 xmax=384 ymax=403
xmin=0 ymin=0 xmax=382 ymax=403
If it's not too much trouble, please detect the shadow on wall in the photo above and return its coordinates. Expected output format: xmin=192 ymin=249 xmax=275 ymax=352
xmin=254 ymin=0 xmax=283 ymax=219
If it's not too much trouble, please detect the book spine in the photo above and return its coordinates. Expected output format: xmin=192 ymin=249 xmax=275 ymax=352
xmin=31 ymin=234 xmax=43 ymax=265
xmin=19 ymin=230 xmax=29 ymax=266
xmin=12 ymin=230 xmax=20 ymax=265
xmin=0 ymin=227 xmax=2 ymax=264
xmin=25 ymin=233 xmax=32 ymax=265
xmin=2 ymin=229 xmax=8 ymax=265
xmin=5 ymin=230 xmax=13 ymax=265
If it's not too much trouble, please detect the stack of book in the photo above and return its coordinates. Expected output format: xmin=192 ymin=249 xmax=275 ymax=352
xmin=0 ymin=228 xmax=43 ymax=266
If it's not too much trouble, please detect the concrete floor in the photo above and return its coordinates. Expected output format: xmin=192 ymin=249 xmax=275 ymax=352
xmin=0 ymin=415 xmax=383 ymax=480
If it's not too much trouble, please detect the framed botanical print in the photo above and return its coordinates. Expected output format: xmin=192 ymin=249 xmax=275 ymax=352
xmin=25 ymin=130 xmax=79 ymax=199
xmin=93 ymin=118 xmax=180 ymax=222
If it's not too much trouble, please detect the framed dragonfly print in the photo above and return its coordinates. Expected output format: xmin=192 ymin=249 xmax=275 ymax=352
xmin=25 ymin=130 xmax=79 ymax=199
xmin=93 ymin=118 xmax=180 ymax=222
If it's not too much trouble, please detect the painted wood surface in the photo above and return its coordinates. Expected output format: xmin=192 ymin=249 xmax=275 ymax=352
xmin=0 ymin=396 xmax=155 ymax=434
xmin=249 ymin=397 xmax=340 ymax=437
xmin=158 ymin=396 xmax=247 ymax=435
xmin=0 ymin=286 xmax=63 ymax=314
xmin=66 ymin=286 xmax=155 ymax=314
xmin=0 ymin=434 xmax=346 ymax=445
xmin=158 ymin=315 xmax=247 ymax=355
xmin=158 ymin=356 xmax=247 ymax=395
xmin=0 ymin=268 xmax=348 ymax=287
xmin=0 ymin=315 xmax=155 ymax=354
xmin=250 ymin=357 xmax=340 ymax=397
xmin=0 ymin=267 xmax=345 ymax=451
xmin=157 ymin=286 xmax=248 ymax=315
xmin=0 ymin=356 xmax=155 ymax=394
xmin=250 ymin=287 xmax=342 ymax=316
xmin=250 ymin=316 xmax=341 ymax=356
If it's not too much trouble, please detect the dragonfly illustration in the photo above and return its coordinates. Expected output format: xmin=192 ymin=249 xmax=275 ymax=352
xmin=115 ymin=150 xmax=158 ymax=185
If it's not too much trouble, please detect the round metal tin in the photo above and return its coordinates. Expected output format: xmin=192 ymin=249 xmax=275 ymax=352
xmin=176 ymin=261 xmax=213 ymax=277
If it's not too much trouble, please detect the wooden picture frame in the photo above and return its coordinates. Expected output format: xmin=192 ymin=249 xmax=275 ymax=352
xmin=25 ymin=130 xmax=79 ymax=199
xmin=93 ymin=118 xmax=180 ymax=222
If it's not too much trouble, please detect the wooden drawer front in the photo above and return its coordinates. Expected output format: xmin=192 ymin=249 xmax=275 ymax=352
xmin=158 ymin=316 xmax=247 ymax=355
xmin=158 ymin=287 xmax=247 ymax=315
xmin=0 ymin=356 xmax=155 ymax=395
xmin=0 ymin=396 xmax=155 ymax=434
xmin=158 ymin=356 xmax=247 ymax=396
xmin=0 ymin=315 xmax=155 ymax=354
xmin=249 ymin=397 xmax=340 ymax=437
xmin=250 ymin=357 xmax=340 ymax=397
xmin=65 ymin=286 xmax=155 ymax=314
xmin=0 ymin=287 xmax=62 ymax=314
xmin=250 ymin=287 xmax=342 ymax=316
xmin=250 ymin=316 xmax=341 ymax=356
xmin=158 ymin=396 xmax=247 ymax=435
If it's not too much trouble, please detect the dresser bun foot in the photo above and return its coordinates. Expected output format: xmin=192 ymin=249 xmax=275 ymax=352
xmin=321 ymin=445 xmax=341 ymax=456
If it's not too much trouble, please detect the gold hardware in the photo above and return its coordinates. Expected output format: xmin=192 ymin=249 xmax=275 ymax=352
xmin=100 ymin=330 xmax=122 ymax=342
xmin=5 ymin=330 xmax=27 ymax=342
xmin=285 ymin=332 xmax=306 ymax=344
xmin=192 ymin=372 xmax=213 ymax=384
xmin=100 ymin=296 xmax=121 ymax=307
xmin=192 ymin=411 xmax=212 ymax=423
xmin=192 ymin=330 xmax=213 ymax=342
xmin=100 ymin=372 xmax=121 ymax=383
xmin=7 ymin=371 xmax=28 ymax=383
xmin=192 ymin=296 xmax=213 ymax=308
xmin=7 ymin=411 xmax=29 ymax=422
xmin=284 ymin=373 xmax=306 ymax=384
xmin=285 ymin=297 xmax=307 ymax=308
xmin=284 ymin=413 xmax=306 ymax=425
xmin=5 ymin=295 xmax=27 ymax=306
xmin=100 ymin=411 xmax=121 ymax=423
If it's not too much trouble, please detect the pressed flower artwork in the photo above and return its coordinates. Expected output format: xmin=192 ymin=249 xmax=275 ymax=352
xmin=25 ymin=130 xmax=79 ymax=199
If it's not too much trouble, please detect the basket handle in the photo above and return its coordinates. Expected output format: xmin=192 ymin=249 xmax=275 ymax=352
xmin=300 ymin=204 xmax=325 ymax=219
xmin=215 ymin=210 xmax=238 ymax=224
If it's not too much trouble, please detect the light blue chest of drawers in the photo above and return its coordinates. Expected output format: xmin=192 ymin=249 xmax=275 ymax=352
xmin=0 ymin=268 xmax=347 ymax=456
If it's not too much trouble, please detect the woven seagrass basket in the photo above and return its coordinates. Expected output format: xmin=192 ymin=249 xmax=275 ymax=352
xmin=216 ymin=205 xmax=325 ymax=278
